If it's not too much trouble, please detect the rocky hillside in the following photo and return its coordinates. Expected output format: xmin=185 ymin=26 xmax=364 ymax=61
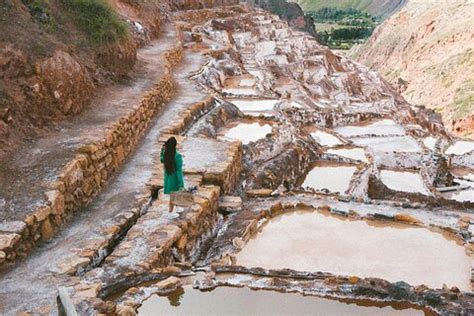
xmin=295 ymin=0 xmax=406 ymax=18
xmin=0 ymin=0 xmax=174 ymax=158
xmin=351 ymin=0 xmax=474 ymax=138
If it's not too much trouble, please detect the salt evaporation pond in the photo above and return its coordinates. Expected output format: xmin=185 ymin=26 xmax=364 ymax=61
xmin=222 ymin=87 xmax=260 ymax=97
xmin=423 ymin=136 xmax=437 ymax=150
xmin=227 ymin=99 xmax=279 ymax=116
xmin=380 ymin=170 xmax=430 ymax=195
xmin=445 ymin=140 xmax=474 ymax=155
xmin=335 ymin=119 xmax=405 ymax=137
xmin=353 ymin=136 xmax=422 ymax=153
xmin=326 ymin=148 xmax=368 ymax=163
xmin=310 ymin=130 xmax=342 ymax=147
xmin=222 ymin=122 xmax=272 ymax=145
xmin=138 ymin=286 xmax=424 ymax=315
xmin=236 ymin=210 xmax=472 ymax=291
xmin=442 ymin=178 xmax=474 ymax=203
xmin=302 ymin=163 xmax=357 ymax=193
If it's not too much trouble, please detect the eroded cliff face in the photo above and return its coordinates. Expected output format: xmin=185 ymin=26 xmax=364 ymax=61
xmin=351 ymin=0 xmax=474 ymax=138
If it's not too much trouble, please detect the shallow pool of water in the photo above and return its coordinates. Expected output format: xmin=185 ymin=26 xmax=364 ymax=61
xmin=236 ymin=210 xmax=472 ymax=291
xmin=310 ymin=130 xmax=343 ymax=147
xmin=221 ymin=122 xmax=272 ymax=145
xmin=353 ymin=136 xmax=422 ymax=153
xmin=227 ymin=99 xmax=279 ymax=116
xmin=380 ymin=170 xmax=430 ymax=195
xmin=302 ymin=162 xmax=357 ymax=193
xmin=445 ymin=141 xmax=474 ymax=155
xmin=138 ymin=286 xmax=424 ymax=316
xmin=335 ymin=120 xmax=405 ymax=137
xmin=326 ymin=148 xmax=368 ymax=163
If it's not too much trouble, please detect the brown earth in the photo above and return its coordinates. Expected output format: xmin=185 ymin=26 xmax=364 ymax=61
xmin=350 ymin=0 xmax=474 ymax=138
xmin=0 ymin=0 xmax=173 ymax=160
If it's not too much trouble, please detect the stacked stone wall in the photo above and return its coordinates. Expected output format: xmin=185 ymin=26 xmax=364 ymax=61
xmin=0 ymin=27 xmax=184 ymax=267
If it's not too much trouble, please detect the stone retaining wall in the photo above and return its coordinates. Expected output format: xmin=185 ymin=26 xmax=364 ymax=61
xmin=0 ymin=27 xmax=184 ymax=268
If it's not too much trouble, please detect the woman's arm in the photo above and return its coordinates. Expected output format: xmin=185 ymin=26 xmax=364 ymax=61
xmin=176 ymin=154 xmax=185 ymax=190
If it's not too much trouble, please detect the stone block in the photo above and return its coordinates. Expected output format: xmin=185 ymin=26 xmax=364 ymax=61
xmin=45 ymin=190 xmax=65 ymax=215
xmin=34 ymin=206 xmax=51 ymax=222
xmin=0 ymin=221 xmax=27 ymax=234
xmin=0 ymin=233 xmax=21 ymax=250
xmin=156 ymin=276 xmax=181 ymax=290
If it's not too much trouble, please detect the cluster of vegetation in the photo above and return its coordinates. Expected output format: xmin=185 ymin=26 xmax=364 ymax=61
xmin=59 ymin=0 xmax=128 ymax=46
xmin=22 ymin=0 xmax=56 ymax=31
xmin=307 ymin=7 xmax=377 ymax=49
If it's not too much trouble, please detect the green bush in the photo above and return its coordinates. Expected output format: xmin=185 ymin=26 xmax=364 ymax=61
xmin=59 ymin=0 xmax=128 ymax=46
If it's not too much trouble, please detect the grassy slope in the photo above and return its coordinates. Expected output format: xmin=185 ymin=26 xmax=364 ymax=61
xmin=295 ymin=0 xmax=406 ymax=18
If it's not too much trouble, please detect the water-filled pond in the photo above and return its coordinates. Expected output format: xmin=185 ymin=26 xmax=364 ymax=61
xmin=326 ymin=147 xmax=368 ymax=163
xmin=310 ymin=130 xmax=343 ymax=147
xmin=220 ymin=121 xmax=272 ymax=145
xmin=227 ymin=99 xmax=279 ymax=116
xmin=445 ymin=141 xmax=474 ymax=155
xmin=235 ymin=210 xmax=472 ymax=291
xmin=353 ymin=136 xmax=422 ymax=153
xmin=301 ymin=162 xmax=357 ymax=193
xmin=335 ymin=119 xmax=405 ymax=137
xmin=380 ymin=170 xmax=431 ymax=195
xmin=138 ymin=286 xmax=426 ymax=316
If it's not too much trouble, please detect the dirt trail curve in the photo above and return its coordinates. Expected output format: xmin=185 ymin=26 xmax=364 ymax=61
xmin=0 ymin=24 xmax=209 ymax=314
xmin=0 ymin=26 xmax=177 ymax=222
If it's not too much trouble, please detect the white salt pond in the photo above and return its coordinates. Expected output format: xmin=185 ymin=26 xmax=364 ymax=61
xmin=310 ymin=130 xmax=343 ymax=147
xmin=423 ymin=136 xmax=438 ymax=150
xmin=445 ymin=141 xmax=474 ymax=155
xmin=227 ymin=99 xmax=279 ymax=116
xmin=222 ymin=87 xmax=260 ymax=97
xmin=353 ymin=136 xmax=422 ymax=153
xmin=380 ymin=170 xmax=431 ymax=195
xmin=138 ymin=286 xmax=424 ymax=315
xmin=442 ymin=178 xmax=474 ymax=203
xmin=221 ymin=122 xmax=272 ymax=145
xmin=236 ymin=210 xmax=472 ymax=291
xmin=335 ymin=119 xmax=405 ymax=137
xmin=326 ymin=148 xmax=368 ymax=163
xmin=302 ymin=163 xmax=357 ymax=193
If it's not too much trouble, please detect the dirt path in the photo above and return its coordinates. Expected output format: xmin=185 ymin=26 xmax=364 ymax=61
xmin=0 ymin=25 xmax=177 ymax=222
xmin=0 ymin=31 xmax=209 ymax=315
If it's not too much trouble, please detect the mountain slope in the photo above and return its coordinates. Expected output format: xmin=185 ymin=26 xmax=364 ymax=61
xmin=295 ymin=0 xmax=406 ymax=18
xmin=350 ymin=0 xmax=474 ymax=138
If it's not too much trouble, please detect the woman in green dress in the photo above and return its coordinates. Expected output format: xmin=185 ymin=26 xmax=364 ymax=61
xmin=160 ymin=136 xmax=184 ymax=212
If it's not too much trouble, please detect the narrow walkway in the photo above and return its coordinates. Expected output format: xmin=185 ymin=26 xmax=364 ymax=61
xmin=0 ymin=37 xmax=208 ymax=315
xmin=0 ymin=25 xmax=176 ymax=222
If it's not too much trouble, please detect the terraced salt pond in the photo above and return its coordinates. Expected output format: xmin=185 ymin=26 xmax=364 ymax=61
xmin=380 ymin=170 xmax=431 ymax=195
xmin=138 ymin=286 xmax=424 ymax=315
xmin=335 ymin=119 xmax=405 ymax=137
xmin=326 ymin=147 xmax=368 ymax=163
xmin=353 ymin=136 xmax=422 ymax=153
xmin=236 ymin=210 xmax=472 ymax=291
xmin=227 ymin=99 xmax=279 ymax=116
xmin=301 ymin=162 xmax=357 ymax=193
xmin=445 ymin=140 xmax=474 ymax=155
xmin=310 ymin=130 xmax=343 ymax=147
xmin=220 ymin=121 xmax=272 ymax=145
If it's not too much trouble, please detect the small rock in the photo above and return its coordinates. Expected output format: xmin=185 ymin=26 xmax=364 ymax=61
xmin=232 ymin=237 xmax=244 ymax=249
xmin=246 ymin=189 xmax=273 ymax=198
xmin=394 ymin=213 xmax=421 ymax=225
xmin=116 ymin=304 xmax=136 ymax=316
xmin=348 ymin=276 xmax=359 ymax=284
xmin=156 ymin=276 xmax=181 ymax=290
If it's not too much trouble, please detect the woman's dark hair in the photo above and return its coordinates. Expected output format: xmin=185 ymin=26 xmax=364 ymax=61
xmin=164 ymin=137 xmax=177 ymax=173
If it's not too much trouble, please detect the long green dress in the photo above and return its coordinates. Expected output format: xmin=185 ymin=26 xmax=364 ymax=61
xmin=160 ymin=150 xmax=185 ymax=194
